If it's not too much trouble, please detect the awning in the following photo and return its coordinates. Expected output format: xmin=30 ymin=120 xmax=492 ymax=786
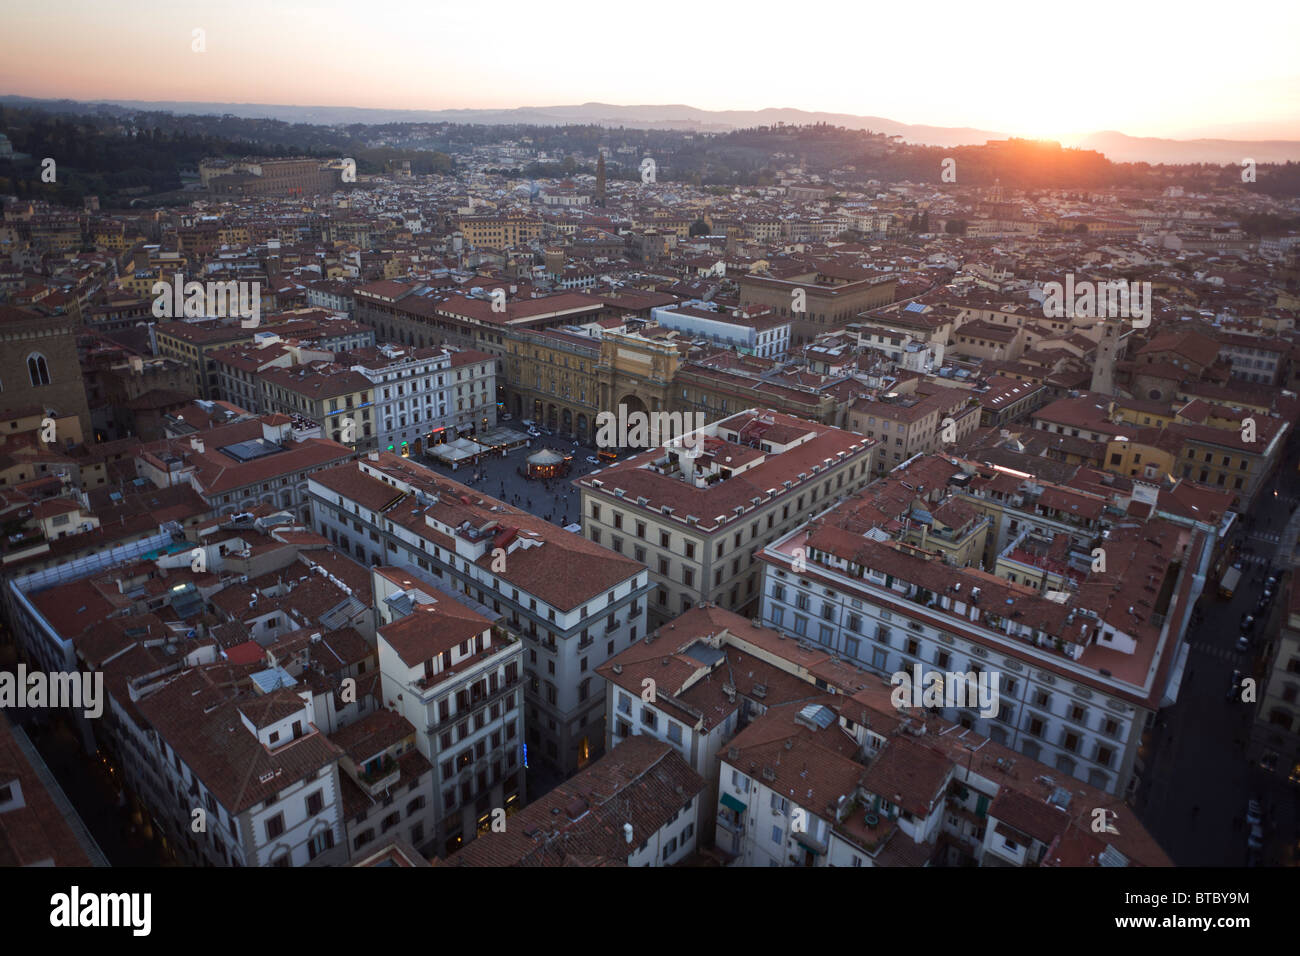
xmin=793 ymin=832 xmax=825 ymax=855
xmin=720 ymin=793 xmax=747 ymax=814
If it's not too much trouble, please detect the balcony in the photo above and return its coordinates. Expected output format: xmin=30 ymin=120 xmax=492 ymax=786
xmin=356 ymin=755 xmax=399 ymax=796
xmin=490 ymin=626 xmax=520 ymax=648
xmin=716 ymin=812 xmax=746 ymax=835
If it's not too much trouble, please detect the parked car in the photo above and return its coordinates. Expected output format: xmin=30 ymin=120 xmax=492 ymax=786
xmin=1265 ymin=574 xmax=1278 ymax=590
xmin=1236 ymin=634 xmax=1251 ymax=653
xmin=585 ymin=456 xmax=600 ymax=465
xmin=1227 ymin=669 xmax=1244 ymax=700
xmin=1241 ymin=614 xmax=1256 ymax=633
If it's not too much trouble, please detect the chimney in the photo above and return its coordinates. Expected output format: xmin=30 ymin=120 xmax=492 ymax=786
xmin=623 ymin=823 xmax=633 ymax=844
xmin=190 ymin=437 xmax=205 ymax=454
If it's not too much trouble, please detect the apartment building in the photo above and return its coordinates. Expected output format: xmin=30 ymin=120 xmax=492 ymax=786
xmin=373 ymin=564 xmax=526 ymax=855
xmin=444 ymin=735 xmax=703 ymax=867
xmin=347 ymin=344 xmax=451 ymax=454
xmin=446 ymin=349 xmax=498 ymax=437
xmin=738 ymin=270 xmax=897 ymax=344
xmin=1033 ymin=393 xmax=1288 ymax=506
xmin=456 ymin=214 xmax=543 ymax=249
xmin=650 ymin=304 xmax=791 ymax=359
xmin=305 ymin=279 xmax=357 ymax=315
xmin=1249 ymin=578 xmax=1300 ymax=784
xmin=755 ymin=487 xmax=1209 ymax=798
xmin=156 ymin=318 xmax=375 ymax=402
xmin=132 ymin=670 xmax=348 ymax=866
xmin=66 ymin=603 xmax=350 ymax=868
xmin=979 ymin=376 xmax=1048 ymax=428
xmin=308 ymin=452 xmax=651 ymax=776
xmin=598 ymin=603 xmax=864 ymax=844
xmin=1216 ymin=332 xmax=1286 ymax=385
xmin=259 ymin=363 xmax=377 ymax=451
xmin=717 ymin=678 xmax=1171 ymax=868
xmin=135 ymin=413 xmax=355 ymax=522
xmin=848 ymin=304 xmax=958 ymax=359
xmin=847 ymin=384 xmax=980 ymax=477
xmin=577 ymin=409 xmax=875 ymax=625
xmin=949 ymin=319 xmax=1027 ymax=363
xmin=334 ymin=709 xmax=440 ymax=862
xmin=154 ymin=321 xmax=261 ymax=399
xmin=209 ymin=341 xmax=310 ymax=414
xmin=1170 ymin=414 xmax=1287 ymax=506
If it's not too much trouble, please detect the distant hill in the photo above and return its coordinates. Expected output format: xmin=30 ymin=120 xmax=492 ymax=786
xmin=1068 ymin=130 xmax=1300 ymax=165
xmin=3 ymin=95 xmax=1299 ymax=164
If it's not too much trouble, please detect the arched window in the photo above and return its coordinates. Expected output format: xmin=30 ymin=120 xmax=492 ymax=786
xmin=27 ymin=354 xmax=51 ymax=387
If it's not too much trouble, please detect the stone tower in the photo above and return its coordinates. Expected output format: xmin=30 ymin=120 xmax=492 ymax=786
xmin=595 ymin=152 xmax=606 ymax=208
xmin=1090 ymin=319 xmax=1120 ymax=395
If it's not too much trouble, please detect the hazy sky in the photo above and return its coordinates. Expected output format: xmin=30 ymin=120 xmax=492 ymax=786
xmin=3 ymin=0 xmax=1298 ymax=140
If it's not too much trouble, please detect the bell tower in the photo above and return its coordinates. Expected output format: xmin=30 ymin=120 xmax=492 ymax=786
xmin=1090 ymin=319 xmax=1119 ymax=394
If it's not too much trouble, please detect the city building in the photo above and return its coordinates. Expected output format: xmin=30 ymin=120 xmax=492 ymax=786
xmin=373 ymin=564 xmax=526 ymax=855
xmin=755 ymin=470 xmax=1210 ymax=798
xmin=1249 ymin=578 xmax=1300 ymax=784
xmin=308 ymin=452 xmax=651 ymax=776
xmin=0 ymin=304 xmax=93 ymax=437
xmin=135 ymin=413 xmax=355 ymax=522
xmin=443 ymin=735 xmax=703 ymax=866
xmin=577 ymin=409 xmax=875 ymax=624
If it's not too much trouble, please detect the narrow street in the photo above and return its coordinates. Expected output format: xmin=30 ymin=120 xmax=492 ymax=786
xmin=1135 ymin=436 xmax=1300 ymax=865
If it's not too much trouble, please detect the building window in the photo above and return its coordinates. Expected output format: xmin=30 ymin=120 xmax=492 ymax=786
xmin=307 ymin=829 xmax=336 ymax=860
xmin=27 ymin=354 xmax=51 ymax=387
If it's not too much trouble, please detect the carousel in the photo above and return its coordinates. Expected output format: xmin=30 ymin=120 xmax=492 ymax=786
xmin=524 ymin=447 xmax=571 ymax=479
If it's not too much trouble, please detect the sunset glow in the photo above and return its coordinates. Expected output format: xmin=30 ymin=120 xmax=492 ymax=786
xmin=2 ymin=0 xmax=1298 ymax=139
